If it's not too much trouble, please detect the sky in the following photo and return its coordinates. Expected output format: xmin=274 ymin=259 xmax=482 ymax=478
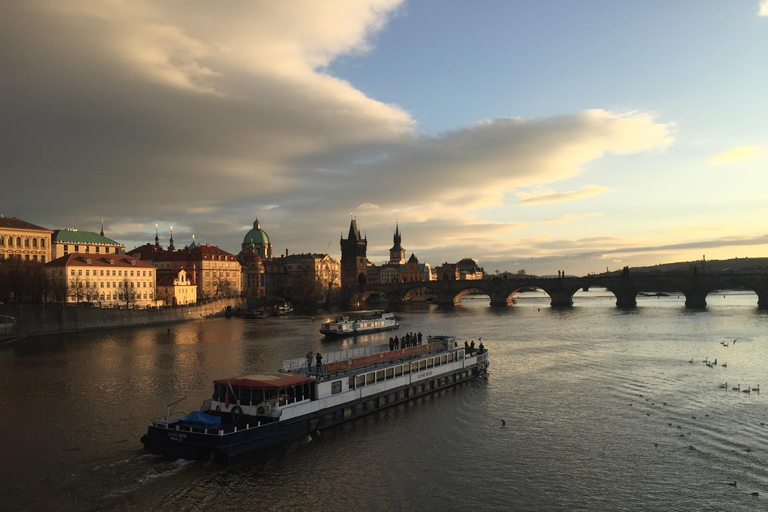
xmin=2 ymin=0 xmax=767 ymax=276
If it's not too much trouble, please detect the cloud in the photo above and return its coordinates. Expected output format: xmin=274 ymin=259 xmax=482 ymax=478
xmin=542 ymin=213 xmax=603 ymax=223
xmin=709 ymin=146 xmax=764 ymax=164
xmin=2 ymin=2 xmax=673 ymax=267
xmin=516 ymin=186 xmax=612 ymax=205
xmin=760 ymin=1 xmax=768 ymax=17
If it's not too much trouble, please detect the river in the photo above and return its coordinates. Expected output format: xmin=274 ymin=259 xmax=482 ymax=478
xmin=1 ymin=289 xmax=767 ymax=511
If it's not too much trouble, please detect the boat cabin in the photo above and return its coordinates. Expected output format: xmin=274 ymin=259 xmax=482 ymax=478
xmin=211 ymin=372 xmax=315 ymax=420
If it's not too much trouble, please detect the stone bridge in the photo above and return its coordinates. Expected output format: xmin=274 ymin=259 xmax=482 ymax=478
xmin=352 ymin=272 xmax=768 ymax=310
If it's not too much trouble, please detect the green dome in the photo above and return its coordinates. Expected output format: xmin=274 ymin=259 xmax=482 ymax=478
xmin=243 ymin=219 xmax=270 ymax=245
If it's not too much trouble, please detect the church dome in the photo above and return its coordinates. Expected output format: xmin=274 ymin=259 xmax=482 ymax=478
xmin=242 ymin=219 xmax=270 ymax=245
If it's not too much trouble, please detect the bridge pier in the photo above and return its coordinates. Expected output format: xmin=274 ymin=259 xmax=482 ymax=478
xmin=756 ymin=289 xmax=768 ymax=310
xmin=437 ymin=293 xmax=459 ymax=306
xmin=547 ymin=289 xmax=575 ymax=308
xmin=489 ymin=291 xmax=514 ymax=307
xmin=614 ymin=291 xmax=638 ymax=308
xmin=683 ymin=290 xmax=708 ymax=309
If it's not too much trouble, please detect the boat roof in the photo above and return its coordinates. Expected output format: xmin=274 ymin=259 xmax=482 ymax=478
xmin=214 ymin=372 xmax=314 ymax=389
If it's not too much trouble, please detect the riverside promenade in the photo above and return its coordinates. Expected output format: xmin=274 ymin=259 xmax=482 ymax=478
xmin=0 ymin=297 xmax=245 ymax=339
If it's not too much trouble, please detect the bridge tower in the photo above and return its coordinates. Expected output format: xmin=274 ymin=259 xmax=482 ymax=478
xmin=340 ymin=216 xmax=368 ymax=300
xmin=389 ymin=222 xmax=406 ymax=265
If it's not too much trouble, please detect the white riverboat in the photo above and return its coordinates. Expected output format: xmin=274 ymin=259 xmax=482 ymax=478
xmin=140 ymin=335 xmax=489 ymax=460
xmin=319 ymin=309 xmax=398 ymax=337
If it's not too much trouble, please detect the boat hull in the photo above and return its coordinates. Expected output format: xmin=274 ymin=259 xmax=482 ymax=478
xmin=320 ymin=323 xmax=399 ymax=337
xmin=141 ymin=358 xmax=488 ymax=460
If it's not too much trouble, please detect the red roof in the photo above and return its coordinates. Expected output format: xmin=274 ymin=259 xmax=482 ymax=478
xmin=214 ymin=372 xmax=313 ymax=389
xmin=0 ymin=216 xmax=52 ymax=232
xmin=45 ymin=253 xmax=157 ymax=268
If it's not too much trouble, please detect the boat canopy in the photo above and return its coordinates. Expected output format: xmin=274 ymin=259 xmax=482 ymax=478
xmin=213 ymin=372 xmax=314 ymax=389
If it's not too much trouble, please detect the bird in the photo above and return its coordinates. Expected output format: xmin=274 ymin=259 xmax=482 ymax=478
xmin=500 ymin=419 xmax=506 ymax=428
xmin=719 ymin=382 xmax=728 ymax=389
xmin=743 ymin=387 xmax=751 ymax=394
xmin=689 ymin=359 xmax=694 ymax=364
xmin=752 ymin=385 xmax=760 ymax=392
xmin=732 ymin=384 xmax=741 ymax=391
xmin=722 ymin=362 xmax=727 ymax=367
xmin=727 ymin=481 xmax=737 ymax=487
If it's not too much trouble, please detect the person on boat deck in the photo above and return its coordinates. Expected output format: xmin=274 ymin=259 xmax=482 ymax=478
xmin=469 ymin=340 xmax=475 ymax=355
xmin=394 ymin=336 xmax=399 ymax=349
xmin=478 ymin=342 xmax=484 ymax=354
xmin=394 ymin=335 xmax=399 ymax=349
xmin=418 ymin=332 xmax=423 ymax=345
xmin=464 ymin=341 xmax=469 ymax=352
xmin=389 ymin=338 xmax=394 ymax=351
xmin=306 ymin=351 xmax=313 ymax=373
xmin=316 ymin=352 xmax=323 ymax=374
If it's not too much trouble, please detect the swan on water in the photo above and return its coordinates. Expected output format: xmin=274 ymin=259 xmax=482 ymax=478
xmin=732 ymin=384 xmax=741 ymax=391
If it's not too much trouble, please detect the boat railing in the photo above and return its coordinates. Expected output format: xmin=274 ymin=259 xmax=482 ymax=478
xmin=282 ymin=342 xmax=391 ymax=372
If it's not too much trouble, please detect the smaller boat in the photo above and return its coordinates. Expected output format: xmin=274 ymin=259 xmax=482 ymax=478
xmin=320 ymin=310 xmax=398 ymax=337
xmin=244 ymin=310 xmax=267 ymax=319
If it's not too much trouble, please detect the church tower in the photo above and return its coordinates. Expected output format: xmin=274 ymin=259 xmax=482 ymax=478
xmin=389 ymin=222 xmax=405 ymax=265
xmin=340 ymin=216 xmax=368 ymax=292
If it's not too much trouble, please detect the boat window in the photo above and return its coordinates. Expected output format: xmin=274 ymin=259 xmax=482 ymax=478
xmin=386 ymin=368 xmax=394 ymax=379
xmin=427 ymin=358 xmax=434 ymax=368
xmin=331 ymin=381 xmax=342 ymax=394
xmin=344 ymin=407 xmax=353 ymax=419
xmin=252 ymin=389 xmax=264 ymax=405
xmin=376 ymin=370 xmax=385 ymax=381
xmin=441 ymin=355 xmax=448 ymax=364
xmin=399 ymin=390 xmax=406 ymax=399
xmin=411 ymin=362 xmax=419 ymax=373
xmin=349 ymin=377 xmax=355 ymax=389
xmin=389 ymin=393 xmax=396 ymax=403
xmin=394 ymin=366 xmax=402 ymax=377
xmin=294 ymin=384 xmax=302 ymax=402
xmin=305 ymin=383 xmax=313 ymax=400
xmin=240 ymin=388 xmax=251 ymax=406
xmin=366 ymin=373 xmax=375 ymax=385
xmin=458 ymin=350 xmax=464 ymax=360
xmin=434 ymin=357 xmax=440 ymax=367
xmin=323 ymin=412 xmax=334 ymax=425
xmin=355 ymin=403 xmax=364 ymax=414
xmin=265 ymin=389 xmax=278 ymax=403
xmin=356 ymin=375 xmax=366 ymax=388
xmin=419 ymin=360 xmax=427 ymax=370
xmin=448 ymin=353 xmax=453 ymax=362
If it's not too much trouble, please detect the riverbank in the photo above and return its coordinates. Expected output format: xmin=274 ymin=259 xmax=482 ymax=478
xmin=0 ymin=298 xmax=245 ymax=339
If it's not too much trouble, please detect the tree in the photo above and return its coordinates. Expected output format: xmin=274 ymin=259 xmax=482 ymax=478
xmin=122 ymin=278 xmax=137 ymax=308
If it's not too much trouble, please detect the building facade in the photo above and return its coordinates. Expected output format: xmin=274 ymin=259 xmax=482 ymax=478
xmin=0 ymin=216 xmax=53 ymax=263
xmin=157 ymin=268 xmax=197 ymax=306
xmin=153 ymin=244 xmax=242 ymax=300
xmin=45 ymin=253 xmax=156 ymax=306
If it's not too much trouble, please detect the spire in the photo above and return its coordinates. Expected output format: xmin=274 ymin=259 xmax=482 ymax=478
xmin=189 ymin=234 xmax=197 ymax=250
xmin=169 ymin=226 xmax=175 ymax=251
xmin=253 ymin=218 xmax=260 ymax=230
xmin=100 ymin=218 xmax=104 ymax=237
xmin=347 ymin=214 xmax=361 ymax=241
xmin=154 ymin=223 xmax=160 ymax=247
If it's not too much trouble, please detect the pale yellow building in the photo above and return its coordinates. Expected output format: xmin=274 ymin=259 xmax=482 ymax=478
xmin=157 ymin=269 xmax=197 ymax=306
xmin=0 ymin=216 xmax=53 ymax=263
xmin=45 ymin=253 xmax=157 ymax=307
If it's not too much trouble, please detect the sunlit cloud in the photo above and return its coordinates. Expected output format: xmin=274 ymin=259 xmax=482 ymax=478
xmin=760 ymin=0 xmax=768 ymax=17
xmin=516 ymin=186 xmax=612 ymax=205
xmin=542 ymin=213 xmax=602 ymax=223
xmin=358 ymin=202 xmax=380 ymax=210
xmin=709 ymin=146 xmax=764 ymax=164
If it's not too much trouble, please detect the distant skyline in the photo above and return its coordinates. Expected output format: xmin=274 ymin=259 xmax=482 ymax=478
xmin=3 ymin=1 xmax=767 ymax=275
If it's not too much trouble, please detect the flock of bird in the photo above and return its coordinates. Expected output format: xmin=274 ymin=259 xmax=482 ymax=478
xmin=689 ymin=339 xmax=760 ymax=394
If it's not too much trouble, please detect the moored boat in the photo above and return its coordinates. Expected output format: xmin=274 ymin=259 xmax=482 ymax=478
xmin=140 ymin=335 xmax=489 ymax=460
xmin=319 ymin=309 xmax=398 ymax=337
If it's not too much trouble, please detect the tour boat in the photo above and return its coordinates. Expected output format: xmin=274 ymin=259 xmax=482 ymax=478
xmin=319 ymin=309 xmax=399 ymax=337
xmin=140 ymin=336 xmax=489 ymax=460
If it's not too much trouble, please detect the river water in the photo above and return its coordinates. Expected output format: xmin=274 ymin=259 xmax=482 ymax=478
xmin=1 ymin=289 xmax=767 ymax=511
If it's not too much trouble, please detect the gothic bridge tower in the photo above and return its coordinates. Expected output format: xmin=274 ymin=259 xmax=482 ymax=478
xmin=389 ymin=222 xmax=405 ymax=265
xmin=341 ymin=216 xmax=368 ymax=295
